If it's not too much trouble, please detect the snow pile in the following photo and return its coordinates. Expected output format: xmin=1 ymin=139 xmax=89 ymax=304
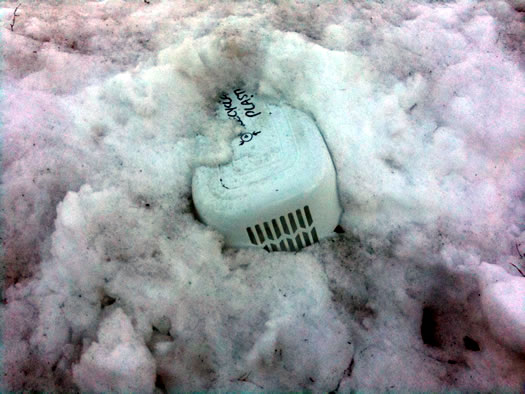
xmin=1 ymin=0 xmax=524 ymax=392
xmin=72 ymin=308 xmax=156 ymax=393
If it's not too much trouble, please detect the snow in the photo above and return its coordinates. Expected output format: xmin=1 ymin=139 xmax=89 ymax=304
xmin=479 ymin=262 xmax=525 ymax=353
xmin=72 ymin=308 xmax=156 ymax=393
xmin=1 ymin=0 xmax=524 ymax=392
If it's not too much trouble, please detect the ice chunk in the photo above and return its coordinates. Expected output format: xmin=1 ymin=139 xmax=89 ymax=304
xmin=479 ymin=263 xmax=525 ymax=354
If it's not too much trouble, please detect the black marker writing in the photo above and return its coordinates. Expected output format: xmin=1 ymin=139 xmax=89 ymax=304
xmin=219 ymin=178 xmax=230 ymax=189
xmin=240 ymin=100 xmax=255 ymax=110
xmin=233 ymin=89 xmax=248 ymax=101
xmin=233 ymin=115 xmax=245 ymax=126
xmin=221 ymin=93 xmax=246 ymax=126
xmin=245 ymin=110 xmax=261 ymax=117
xmin=233 ymin=89 xmax=261 ymax=118
xmin=239 ymin=130 xmax=261 ymax=145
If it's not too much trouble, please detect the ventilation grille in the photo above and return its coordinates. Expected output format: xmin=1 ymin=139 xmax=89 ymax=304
xmin=246 ymin=205 xmax=319 ymax=252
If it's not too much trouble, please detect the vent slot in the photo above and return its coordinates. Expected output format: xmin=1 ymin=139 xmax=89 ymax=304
xmin=288 ymin=213 xmax=298 ymax=233
xmin=280 ymin=215 xmax=290 ymax=235
xmin=247 ymin=227 xmax=258 ymax=245
xmin=271 ymin=219 xmax=282 ymax=238
xmin=255 ymin=224 xmax=265 ymax=244
xmin=264 ymin=222 xmax=274 ymax=240
xmin=304 ymin=205 xmax=313 ymax=226
xmin=287 ymin=238 xmax=296 ymax=251
xmin=311 ymin=226 xmax=319 ymax=243
xmin=295 ymin=234 xmax=304 ymax=249
xmin=303 ymin=232 xmax=311 ymax=247
xmin=296 ymin=209 xmax=306 ymax=228
xmin=245 ymin=205 xmax=318 ymax=252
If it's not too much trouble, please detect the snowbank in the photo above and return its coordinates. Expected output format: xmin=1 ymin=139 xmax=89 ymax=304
xmin=1 ymin=0 xmax=524 ymax=391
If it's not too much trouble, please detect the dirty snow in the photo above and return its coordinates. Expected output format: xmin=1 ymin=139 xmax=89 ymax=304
xmin=1 ymin=0 xmax=524 ymax=392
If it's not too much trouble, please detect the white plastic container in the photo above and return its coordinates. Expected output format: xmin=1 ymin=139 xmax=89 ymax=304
xmin=192 ymin=88 xmax=342 ymax=251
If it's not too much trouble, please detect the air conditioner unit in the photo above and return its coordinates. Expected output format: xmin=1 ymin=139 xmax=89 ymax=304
xmin=192 ymin=88 xmax=342 ymax=251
